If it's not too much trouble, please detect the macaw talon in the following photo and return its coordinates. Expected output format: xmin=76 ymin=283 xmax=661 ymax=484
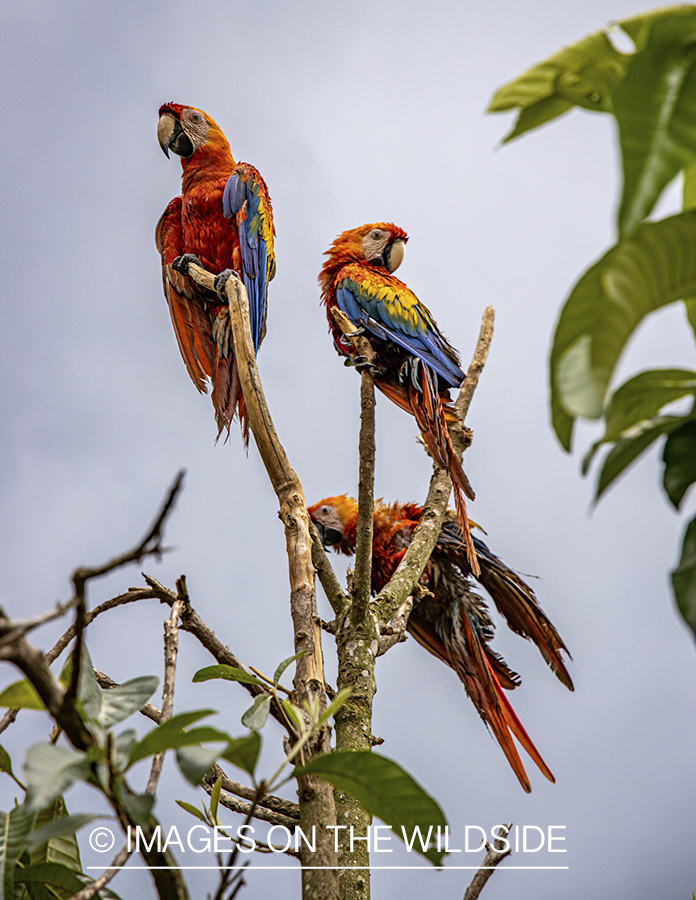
xmin=214 ymin=268 xmax=241 ymax=295
xmin=353 ymin=356 xmax=385 ymax=376
xmin=172 ymin=253 xmax=203 ymax=276
xmin=345 ymin=326 xmax=366 ymax=339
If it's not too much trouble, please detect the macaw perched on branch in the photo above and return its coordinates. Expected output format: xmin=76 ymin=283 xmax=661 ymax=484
xmin=156 ymin=102 xmax=275 ymax=444
xmin=319 ymin=223 xmax=478 ymax=573
xmin=309 ymin=495 xmax=573 ymax=792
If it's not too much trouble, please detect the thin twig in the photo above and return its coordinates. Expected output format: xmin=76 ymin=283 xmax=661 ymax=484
xmin=462 ymin=822 xmax=512 ymax=900
xmin=61 ymin=471 xmax=185 ymax=721
xmin=68 ymin=843 xmax=132 ymax=900
xmin=147 ymin=597 xmax=184 ymax=794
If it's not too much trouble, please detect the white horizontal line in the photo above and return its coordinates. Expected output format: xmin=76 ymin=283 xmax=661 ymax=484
xmin=87 ymin=865 xmax=569 ymax=871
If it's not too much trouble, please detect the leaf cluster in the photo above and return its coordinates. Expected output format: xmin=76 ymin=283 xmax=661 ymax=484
xmin=490 ymin=5 xmax=696 ymax=636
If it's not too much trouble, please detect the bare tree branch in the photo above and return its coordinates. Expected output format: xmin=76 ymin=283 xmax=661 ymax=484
xmin=462 ymin=822 xmax=512 ymax=900
xmin=187 ymin=263 xmax=339 ymax=896
xmin=147 ymin=597 xmax=184 ymax=794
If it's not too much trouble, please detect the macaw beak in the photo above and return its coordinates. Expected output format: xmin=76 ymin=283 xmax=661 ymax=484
xmin=312 ymin=521 xmax=343 ymax=548
xmin=385 ymin=239 xmax=405 ymax=273
xmin=157 ymin=113 xmax=194 ymax=159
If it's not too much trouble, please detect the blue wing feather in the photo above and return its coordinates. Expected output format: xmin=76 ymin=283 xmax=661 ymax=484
xmin=336 ymin=280 xmax=464 ymax=387
xmin=223 ymin=168 xmax=271 ymax=352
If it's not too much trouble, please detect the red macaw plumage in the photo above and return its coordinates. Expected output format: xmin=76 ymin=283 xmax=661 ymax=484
xmin=156 ymin=102 xmax=275 ymax=444
xmin=319 ymin=223 xmax=479 ymax=573
xmin=308 ymin=495 xmax=573 ymax=792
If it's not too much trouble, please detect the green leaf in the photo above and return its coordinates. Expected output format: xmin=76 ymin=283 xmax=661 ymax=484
xmin=594 ymin=415 xmax=685 ymax=501
xmin=219 ymin=733 xmax=261 ymax=777
xmin=685 ymin=297 xmax=696 ymax=342
xmin=241 ymin=696 xmax=271 ymax=732
xmin=0 ymin=748 xmax=13 ymax=779
xmin=295 ymin=751 xmax=447 ymax=866
xmin=175 ymin=746 xmax=220 ymax=786
xmin=15 ymin=861 xmax=88 ymax=897
xmin=663 ymin=419 xmax=696 ymax=507
xmin=127 ymin=724 xmax=230 ymax=769
xmin=672 ymin=515 xmax=696 ymax=638
xmin=97 ymin=677 xmax=159 ymax=729
xmin=122 ymin=792 xmax=154 ymax=828
xmin=174 ymin=800 xmax=207 ymax=823
xmin=683 ymin=160 xmax=696 ymax=211
xmin=192 ymin=666 xmax=265 ymax=687
xmin=0 ymin=805 xmax=34 ymax=900
xmin=0 ymin=681 xmax=45 ymax=712
xmin=272 ymin=651 xmax=309 ymax=687
xmin=111 ymin=729 xmax=137 ymax=772
xmin=28 ymin=797 xmax=81 ymax=873
xmin=614 ymin=11 xmax=696 ymax=234
xmin=602 ymin=369 xmax=696 ymax=440
xmin=27 ymin=814 xmax=99 ymax=858
xmin=23 ymin=746 xmax=90 ymax=816
xmin=550 ymin=212 xmax=696 ymax=447
xmin=209 ymin=775 xmax=223 ymax=822
xmin=317 ymin=689 xmax=352 ymax=729
xmin=488 ymin=28 xmax=628 ymax=141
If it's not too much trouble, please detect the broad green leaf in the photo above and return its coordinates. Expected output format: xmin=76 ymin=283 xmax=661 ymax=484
xmin=684 ymin=297 xmax=696 ymax=340
xmin=28 ymin=797 xmax=82 ymax=873
xmin=175 ymin=746 xmax=220 ymax=786
xmin=219 ymin=733 xmax=261 ymax=777
xmin=619 ymin=6 xmax=696 ymax=55
xmin=662 ymin=419 xmax=696 ymax=507
xmin=683 ymin=160 xmax=696 ymax=211
xmin=0 ymin=805 xmax=34 ymax=900
xmin=122 ymin=792 xmax=154 ymax=828
xmin=614 ymin=11 xmax=696 ymax=234
xmin=0 ymin=681 xmax=45 ymax=712
xmin=295 ymin=751 xmax=447 ymax=865
xmin=111 ymin=729 xmax=137 ymax=772
xmin=672 ymin=514 xmax=696 ymax=638
xmin=175 ymin=800 xmax=207 ymax=823
xmin=127 ymin=724 xmax=230 ymax=769
xmin=551 ymin=212 xmax=696 ymax=448
xmin=27 ymin=814 xmax=98 ymax=859
xmin=241 ymin=696 xmax=271 ymax=731
xmin=0 ymin=748 xmax=13 ymax=778
xmin=15 ymin=861 xmax=88 ymax=897
xmin=594 ymin=415 xmax=685 ymax=501
xmin=58 ymin=649 xmax=101 ymax=727
xmin=581 ymin=368 xmax=696 ymax=473
xmin=124 ymin=708 xmax=215 ymax=768
xmin=97 ymin=677 xmax=159 ymax=729
xmin=23 ymin=746 xmax=89 ymax=816
xmin=595 ymin=368 xmax=696 ymax=454
xmin=488 ymin=29 xmax=628 ymax=142
xmin=273 ymin=651 xmax=309 ymax=687
xmin=192 ymin=666 xmax=265 ymax=687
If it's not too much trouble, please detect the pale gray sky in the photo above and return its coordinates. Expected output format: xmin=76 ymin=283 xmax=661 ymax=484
xmin=1 ymin=1 xmax=695 ymax=897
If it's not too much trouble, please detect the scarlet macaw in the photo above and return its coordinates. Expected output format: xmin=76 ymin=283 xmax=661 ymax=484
xmin=309 ymin=495 xmax=573 ymax=792
xmin=156 ymin=102 xmax=275 ymax=443
xmin=319 ymin=224 xmax=478 ymax=572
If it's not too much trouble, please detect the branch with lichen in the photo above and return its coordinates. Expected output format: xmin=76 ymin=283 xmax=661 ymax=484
xmin=186 ymin=262 xmax=340 ymax=899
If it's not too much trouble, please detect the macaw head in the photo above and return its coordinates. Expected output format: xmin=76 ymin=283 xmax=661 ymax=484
xmin=157 ymin=102 xmax=231 ymax=162
xmin=319 ymin=222 xmax=408 ymax=298
xmin=307 ymin=495 xmax=358 ymax=553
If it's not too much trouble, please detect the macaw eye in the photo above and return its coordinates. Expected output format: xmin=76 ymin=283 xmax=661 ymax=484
xmin=370 ymin=230 xmax=382 ymax=240
xmin=321 ymin=506 xmax=330 ymax=515
xmin=190 ymin=111 xmax=203 ymax=124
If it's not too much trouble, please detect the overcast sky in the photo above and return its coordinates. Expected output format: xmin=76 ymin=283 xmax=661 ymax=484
xmin=1 ymin=1 xmax=695 ymax=898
